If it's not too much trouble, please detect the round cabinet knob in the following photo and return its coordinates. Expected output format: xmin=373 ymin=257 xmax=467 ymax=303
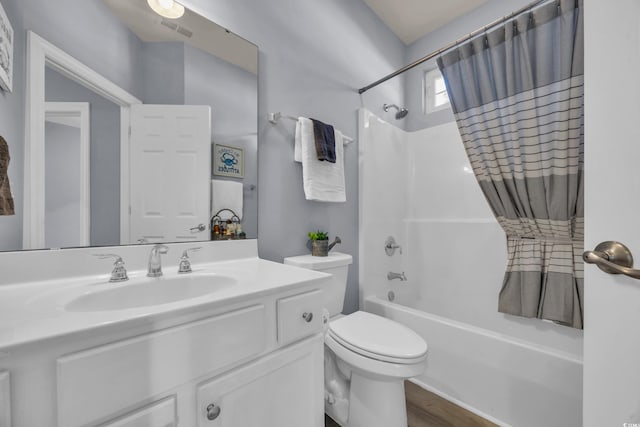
xmin=206 ymin=403 xmax=221 ymax=421
xmin=302 ymin=312 xmax=313 ymax=323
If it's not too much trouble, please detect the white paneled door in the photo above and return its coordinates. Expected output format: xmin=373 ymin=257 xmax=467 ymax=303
xmin=583 ymin=0 xmax=640 ymax=426
xmin=129 ymin=105 xmax=211 ymax=244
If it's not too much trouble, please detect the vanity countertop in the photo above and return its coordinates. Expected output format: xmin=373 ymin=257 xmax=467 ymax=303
xmin=0 ymin=256 xmax=330 ymax=350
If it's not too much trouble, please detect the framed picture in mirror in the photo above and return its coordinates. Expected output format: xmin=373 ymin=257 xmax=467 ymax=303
xmin=214 ymin=144 xmax=244 ymax=178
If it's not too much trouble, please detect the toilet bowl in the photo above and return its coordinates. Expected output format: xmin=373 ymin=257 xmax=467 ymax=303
xmin=284 ymin=252 xmax=428 ymax=427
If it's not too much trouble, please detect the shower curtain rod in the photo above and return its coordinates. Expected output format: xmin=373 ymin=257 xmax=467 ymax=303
xmin=358 ymin=0 xmax=551 ymax=94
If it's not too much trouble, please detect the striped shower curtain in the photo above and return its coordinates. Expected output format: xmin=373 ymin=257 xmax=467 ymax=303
xmin=437 ymin=0 xmax=584 ymax=328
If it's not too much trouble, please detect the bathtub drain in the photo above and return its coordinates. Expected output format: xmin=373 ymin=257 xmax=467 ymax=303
xmin=387 ymin=291 xmax=395 ymax=302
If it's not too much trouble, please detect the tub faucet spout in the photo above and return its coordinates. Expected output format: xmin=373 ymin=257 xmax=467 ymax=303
xmin=387 ymin=271 xmax=407 ymax=281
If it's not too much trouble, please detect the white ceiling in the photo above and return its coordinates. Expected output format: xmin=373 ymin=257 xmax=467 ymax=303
xmin=362 ymin=0 xmax=489 ymax=45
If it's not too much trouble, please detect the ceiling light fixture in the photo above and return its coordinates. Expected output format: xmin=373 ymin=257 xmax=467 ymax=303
xmin=147 ymin=0 xmax=185 ymax=19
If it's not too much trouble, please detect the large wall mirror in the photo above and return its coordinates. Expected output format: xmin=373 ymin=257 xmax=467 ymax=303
xmin=0 ymin=0 xmax=258 ymax=252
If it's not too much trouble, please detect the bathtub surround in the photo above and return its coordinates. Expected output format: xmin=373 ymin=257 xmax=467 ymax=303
xmin=359 ymin=109 xmax=582 ymax=426
xmin=437 ymin=0 xmax=585 ymax=328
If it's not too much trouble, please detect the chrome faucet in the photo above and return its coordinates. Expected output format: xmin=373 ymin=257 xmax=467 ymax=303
xmin=147 ymin=244 xmax=169 ymax=277
xmin=178 ymin=247 xmax=202 ymax=274
xmin=95 ymin=254 xmax=129 ymax=282
xmin=387 ymin=271 xmax=407 ymax=281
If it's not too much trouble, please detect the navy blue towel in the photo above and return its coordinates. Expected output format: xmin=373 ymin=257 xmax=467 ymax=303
xmin=310 ymin=118 xmax=336 ymax=163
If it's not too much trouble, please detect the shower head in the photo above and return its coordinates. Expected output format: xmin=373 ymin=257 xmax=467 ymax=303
xmin=383 ymin=103 xmax=409 ymax=119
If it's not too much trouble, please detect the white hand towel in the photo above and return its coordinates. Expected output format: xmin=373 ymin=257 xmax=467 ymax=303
xmin=295 ymin=117 xmax=346 ymax=202
xmin=211 ymin=179 xmax=243 ymax=220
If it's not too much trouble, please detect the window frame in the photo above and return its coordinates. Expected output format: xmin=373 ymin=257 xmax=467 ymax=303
xmin=423 ymin=68 xmax=450 ymax=114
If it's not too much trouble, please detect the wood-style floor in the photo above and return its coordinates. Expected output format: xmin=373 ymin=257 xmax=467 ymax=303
xmin=325 ymin=381 xmax=497 ymax=427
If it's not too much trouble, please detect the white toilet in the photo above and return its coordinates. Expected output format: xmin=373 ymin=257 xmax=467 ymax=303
xmin=284 ymin=252 xmax=427 ymax=427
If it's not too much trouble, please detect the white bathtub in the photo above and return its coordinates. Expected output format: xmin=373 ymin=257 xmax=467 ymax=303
xmin=364 ymin=295 xmax=583 ymax=427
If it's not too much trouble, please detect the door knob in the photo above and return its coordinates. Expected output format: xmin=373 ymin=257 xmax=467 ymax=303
xmin=583 ymin=241 xmax=640 ymax=280
xmin=190 ymin=223 xmax=206 ymax=233
xmin=302 ymin=312 xmax=313 ymax=322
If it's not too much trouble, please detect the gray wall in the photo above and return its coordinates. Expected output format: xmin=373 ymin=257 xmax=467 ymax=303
xmin=403 ymin=0 xmax=533 ymax=132
xmin=45 ymin=68 xmax=121 ymax=247
xmin=141 ymin=42 xmax=185 ymax=105
xmin=182 ymin=0 xmax=406 ymax=313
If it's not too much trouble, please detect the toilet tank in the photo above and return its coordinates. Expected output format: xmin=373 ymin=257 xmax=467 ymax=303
xmin=283 ymin=252 xmax=353 ymax=317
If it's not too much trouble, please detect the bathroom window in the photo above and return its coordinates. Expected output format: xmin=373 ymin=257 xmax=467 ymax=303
xmin=424 ymin=68 xmax=450 ymax=114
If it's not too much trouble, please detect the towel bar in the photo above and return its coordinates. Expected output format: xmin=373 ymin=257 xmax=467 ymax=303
xmin=268 ymin=112 xmax=354 ymax=144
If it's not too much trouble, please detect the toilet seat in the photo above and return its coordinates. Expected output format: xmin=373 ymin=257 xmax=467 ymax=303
xmin=328 ymin=311 xmax=427 ymax=364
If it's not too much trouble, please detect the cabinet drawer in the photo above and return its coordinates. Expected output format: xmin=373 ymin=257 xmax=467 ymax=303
xmin=277 ymin=290 xmax=323 ymax=345
xmin=100 ymin=396 xmax=176 ymax=427
xmin=58 ymin=304 xmax=266 ymax=427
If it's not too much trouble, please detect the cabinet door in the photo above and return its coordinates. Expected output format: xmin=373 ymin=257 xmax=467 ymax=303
xmin=197 ymin=334 xmax=324 ymax=427
xmin=100 ymin=396 xmax=176 ymax=427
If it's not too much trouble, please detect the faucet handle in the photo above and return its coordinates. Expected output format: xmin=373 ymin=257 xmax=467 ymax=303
xmin=178 ymin=247 xmax=202 ymax=274
xmin=94 ymin=254 xmax=129 ymax=282
xmin=385 ymin=236 xmax=402 ymax=256
xmin=152 ymin=243 xmax=169 ymax=254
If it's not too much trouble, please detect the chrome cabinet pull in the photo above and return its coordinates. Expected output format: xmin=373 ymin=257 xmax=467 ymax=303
xmin=302 ymin=312 xmax=313 ymax=322
xmin=206 ymin=403 xmax=221 ymax=421
xmin=583 ymin=241 xmax=640 ymax=280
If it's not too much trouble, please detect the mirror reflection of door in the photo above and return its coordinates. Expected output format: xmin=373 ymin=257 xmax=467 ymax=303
xmin=129 ymin=104 xmax=211 ymax=244
xmin=44 ymin=102 xmax=90 ymax=248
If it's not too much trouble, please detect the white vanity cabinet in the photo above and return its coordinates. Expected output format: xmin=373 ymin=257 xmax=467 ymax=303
xmin=0 ymin=287 xmax=325 ymax=427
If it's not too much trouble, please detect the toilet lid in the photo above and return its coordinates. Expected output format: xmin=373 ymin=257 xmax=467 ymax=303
xmin=328 ymin=311 xmax=427 ymax=363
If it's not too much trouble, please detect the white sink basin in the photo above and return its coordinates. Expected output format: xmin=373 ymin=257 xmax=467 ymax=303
xmin=65 ymin=273 xmax=236 ymax=312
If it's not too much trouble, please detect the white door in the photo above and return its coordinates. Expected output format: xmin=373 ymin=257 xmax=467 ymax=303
xmin=129 ymin=104 xmax=211 ymax=244
xmin=583 ymin=1 xmax=640 ymax=426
